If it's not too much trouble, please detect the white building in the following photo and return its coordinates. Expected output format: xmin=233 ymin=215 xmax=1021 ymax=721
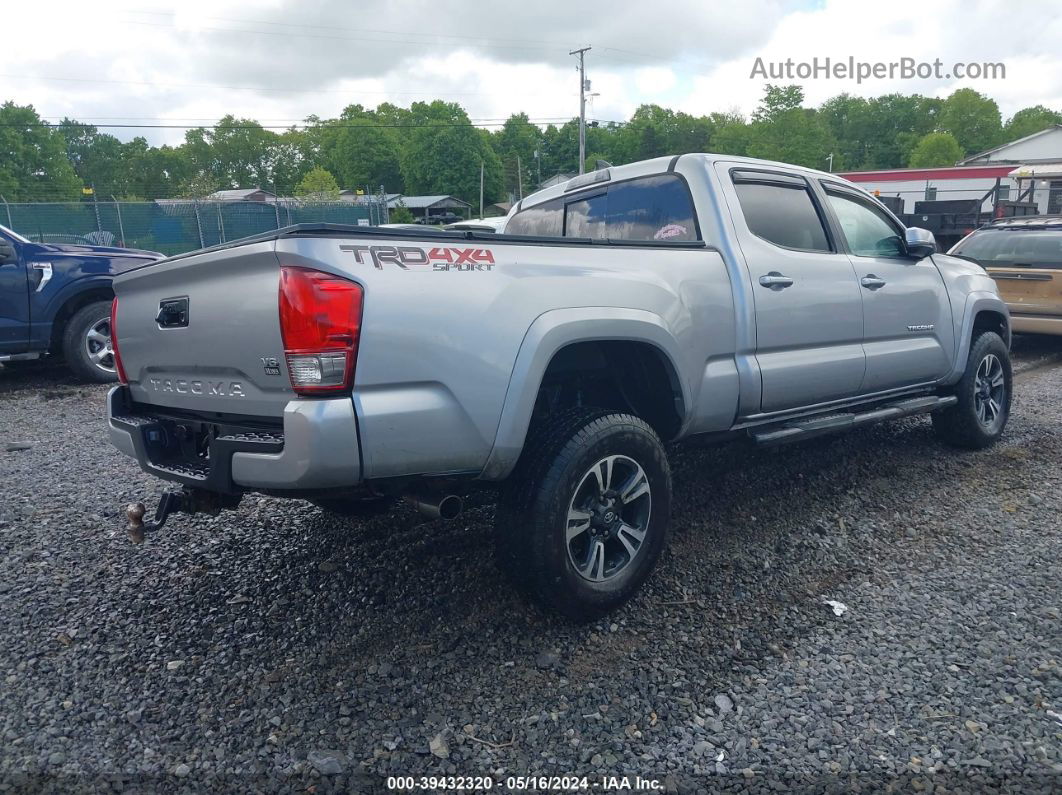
xmin=839 ymin=126 xmax=1062 ymax=215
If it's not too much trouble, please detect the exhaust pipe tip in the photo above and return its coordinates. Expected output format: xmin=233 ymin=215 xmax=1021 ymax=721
xmin=436 ymin=494 xmax=463 ymax=521
xmin=405 ymin=490 xmax=464 ymax=521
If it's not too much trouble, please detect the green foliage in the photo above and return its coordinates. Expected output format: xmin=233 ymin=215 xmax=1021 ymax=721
xmin=332 ymin=119 xmax=403 ymax=193
xmin=752 ymin=84 xmax=806 ymax=123
xmin=183 ymin=115 xmax=281 ymax=190
xmin=908 ymin=132 xmax=964 ymax=167
xmin=492 ymin=113 xmax=542 ymax=197
xmin=2 ymin=90 xmax=1058 ymax=205
xmin=295 ymin=166 xmax=341 ymax=200
xmin=938 ymin=88 xmax=1002 ymax=157
xmin=389 ymin=203 xmax=414 ymax=223
xmin=746 ymin=86 xmax=836 ymax=169
xmin=175 ymin=173 xmax=220 ymax=200
xmin=0 ymin=102 xmax=81 ymax=200
xmin=1003 ymin=105 xmax=1062 ymax=142
xmin=399 ymin=101 xmax=503 ymax=206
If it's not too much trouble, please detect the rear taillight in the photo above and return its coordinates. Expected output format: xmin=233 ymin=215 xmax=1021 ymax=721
xmin=110 ymin=297 xmax=128 ymax=384
xmin=278 ymin=266 xmax=363 ymax=395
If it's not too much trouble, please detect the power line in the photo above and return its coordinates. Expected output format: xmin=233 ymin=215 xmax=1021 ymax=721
xmin=122 ymin=9 xmax=582 ymax=50
xmin=120 ymin=18 xmax=579 ymax=57
xmin=0 ymin=72 xmax=576 ymax=98
xmin=0 ymin=119 xmax=588 ymax=131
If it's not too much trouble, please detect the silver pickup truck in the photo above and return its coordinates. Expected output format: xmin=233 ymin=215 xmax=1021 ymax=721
xmin=108 ymin=154 xmax=1012 ymax=619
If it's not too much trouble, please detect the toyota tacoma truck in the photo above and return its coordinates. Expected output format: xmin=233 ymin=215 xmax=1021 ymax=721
xmin=107 ymin=154 xmax=1012 ymax=619
xmin=0 ymin=224 xmax=163 ymax=381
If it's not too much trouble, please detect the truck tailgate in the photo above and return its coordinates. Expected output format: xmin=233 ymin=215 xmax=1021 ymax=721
xmin=113 ymin=240 xmax=293 ymax=417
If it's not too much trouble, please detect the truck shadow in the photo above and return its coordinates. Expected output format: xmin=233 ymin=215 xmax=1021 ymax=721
xmin=0 ymin=361 xmax=111 ymax=398
xmin=67 ymin=385 xmax=1052 ymax=772
xmin=136 ymin=409 xmax=1040 ymax=691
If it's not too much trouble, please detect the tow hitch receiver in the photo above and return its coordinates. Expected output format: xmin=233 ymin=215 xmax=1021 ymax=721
xmin=124 ymin=489 xmax=240 ymax=543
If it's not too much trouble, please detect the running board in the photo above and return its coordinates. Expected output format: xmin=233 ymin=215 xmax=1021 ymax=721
xmin=749 ymin=395 xmax=957 ymax=447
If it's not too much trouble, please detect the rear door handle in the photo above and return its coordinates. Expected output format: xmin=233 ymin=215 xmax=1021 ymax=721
xmin=758 ymin=272 xmax=794 ymax=290
xmin=861 ymin=275 xmax=887 ymax=290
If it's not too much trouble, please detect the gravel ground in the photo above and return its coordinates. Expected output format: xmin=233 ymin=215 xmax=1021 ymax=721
xmin=0 ymin=337 xmax=1059 ymax=794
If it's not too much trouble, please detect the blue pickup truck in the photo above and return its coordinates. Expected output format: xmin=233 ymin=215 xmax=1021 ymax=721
xmin=0 ymin=224 xmax=163 ymax=382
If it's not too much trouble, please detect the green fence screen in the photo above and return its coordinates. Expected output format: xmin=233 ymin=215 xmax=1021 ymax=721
xmin=1 ymin=199 xmax=388 ymax=257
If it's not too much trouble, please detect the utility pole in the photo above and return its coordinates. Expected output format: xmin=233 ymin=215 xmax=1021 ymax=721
xmin=826 ymin=153 xmax=834 ymax=172
xmin=570 ymin=46 xmax=591 ymax=174
xmin=516 ymin=154 xmax=523 ymax=200
xmin=479 ymin=160 xmax=484 ymax=218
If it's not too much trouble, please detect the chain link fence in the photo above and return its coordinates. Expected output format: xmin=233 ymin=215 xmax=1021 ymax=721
xmin=0 ymin=198 xmax=389 ymax=256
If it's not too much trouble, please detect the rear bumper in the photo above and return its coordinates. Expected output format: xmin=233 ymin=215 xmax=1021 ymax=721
xmin=107 ymin=386 xmax=361 ymax=492
xmin=1009 ymin=312 xmax=1062 ymax=336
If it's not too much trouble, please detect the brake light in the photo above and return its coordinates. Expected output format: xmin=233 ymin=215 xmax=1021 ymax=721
xmin=278 ymin=266 xmax=363 ymax=395
xmin=110 ymin=297 xmax=128 ymax=384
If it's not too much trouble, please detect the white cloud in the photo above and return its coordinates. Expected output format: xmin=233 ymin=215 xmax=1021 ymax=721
xmin=2 ymin=0 xmax=1059 ymax=146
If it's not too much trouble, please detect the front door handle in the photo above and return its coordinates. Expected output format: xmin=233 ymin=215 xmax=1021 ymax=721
xmin=758 ymin=272 xmax=794 ymax=290
xmin=861 ymin=275 xmax=887 ymax=290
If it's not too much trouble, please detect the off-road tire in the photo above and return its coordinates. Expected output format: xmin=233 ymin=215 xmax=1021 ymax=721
xmin=495 ymin=408 xmax=672 ymax=621
xmin=932 ymin=331 xmax=1011 ymax=449
xmin=62 ymin=300 xmax=118 ymax=383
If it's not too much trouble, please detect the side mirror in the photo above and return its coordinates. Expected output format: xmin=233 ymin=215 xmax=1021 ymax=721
xmin=905 ymin=226 xmax=937 ymax=259
xmin=0 ymin=240 xmax=17 ymax=265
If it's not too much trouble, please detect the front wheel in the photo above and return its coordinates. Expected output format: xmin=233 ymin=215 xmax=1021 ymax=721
xmin=932 ymin=331 xmax=1011 ymax=449
xmin=495 ymin=409 xmax=672 ymax=621
xmin=62 ymin=300 xmax=118 ymax=383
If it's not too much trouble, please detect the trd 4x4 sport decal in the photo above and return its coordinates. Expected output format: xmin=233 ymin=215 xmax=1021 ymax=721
xmin=339 ymin=244 xmax=495 ymax=271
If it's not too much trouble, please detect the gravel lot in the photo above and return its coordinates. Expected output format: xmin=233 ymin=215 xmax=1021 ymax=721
xmin=1 ymin=337 xmax=1060 ymax=793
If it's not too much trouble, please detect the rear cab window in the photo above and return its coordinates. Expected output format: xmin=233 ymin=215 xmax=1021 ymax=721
xmin=505 ymin=173 xmax=700 ymax=242
xmin=731 ymin=170 xmax=831 ymax=252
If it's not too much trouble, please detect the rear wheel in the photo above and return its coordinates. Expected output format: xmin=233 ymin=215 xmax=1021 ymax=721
xmin=932 ymin=331 xmax=1011 ymax=449
xmin=62 ymin=300 xmax=118 ymax=383
xmin=495 ymin=408 xmax=672 ymax=621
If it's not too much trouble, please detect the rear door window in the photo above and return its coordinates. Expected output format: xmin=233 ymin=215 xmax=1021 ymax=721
xmin=564 ymin=192 xmax=608 ymax=239
xmin=506 ymin=174 xmax=700 ymax=242
xmin=604 ymin=175 xmax=698 ymax=241
xmin=733 ymin=179 xmax=831 ymax=252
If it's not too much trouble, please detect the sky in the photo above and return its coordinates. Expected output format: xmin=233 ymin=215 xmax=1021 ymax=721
xmin=3 ymin=0 xmax=1062 ymax=146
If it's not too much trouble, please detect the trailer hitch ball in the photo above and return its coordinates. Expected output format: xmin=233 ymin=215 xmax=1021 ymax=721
xmin=125 ymin=503 xmax=148 ymax=544
xmin=123 ymin=490 xmax=187 ymax=543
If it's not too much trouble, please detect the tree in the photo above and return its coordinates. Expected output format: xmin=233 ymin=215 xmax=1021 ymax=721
xmin=541 ymin=121 xmax=580 ymax=176
xmin=295 ymin=166 xmax=341 ymax=201
xmin=331 ymin=119 xmax=403 ymax=193
xmin=710 ymin=112 xmax=752 ymax=157
xmin=175 ymin=172 xmax=219 ymax=199
xmin=389 ymin=201 xmax=414 ymax=224
xmin=492 ymin=113 xmax=542 ymax=197
xmin=752 ymin=85 xmax=805 ymax=123
xmin=939 ymin=89 xmax=1003 ymax=158
xmin=1004 ymin=105 xmax=1062 ymax=142
xmin=399 ymin=101 xmax=503 ymax=206
xmin=0 ymin=102 xmax=81 ymax=200
xmin=135 ymin=145 xmax=193 ymax=200
xmin=908 ymin=132 xmax=964 ymax=167
xmin=183 ymin=116 xmax=279 ymax=189
xmin=745 ymin=86 xmax=836 ymax=169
